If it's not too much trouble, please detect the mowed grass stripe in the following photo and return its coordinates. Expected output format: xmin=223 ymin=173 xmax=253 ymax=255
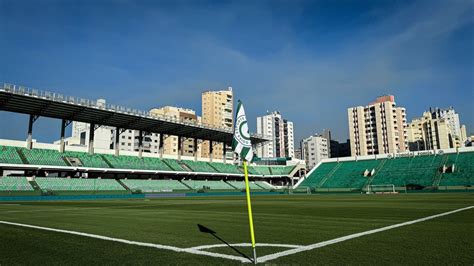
xmin=2 ymin=206 xmax=471 ymax=264
xmin=0 ymin=223 xmax=241 ymax=265
xmin=1 ymin=194 xmax=473 ymax=264
xmin=1 ymin=195 xmax=473 ymax=247
xmin=273 ymin=207 xmax=474 ymax=264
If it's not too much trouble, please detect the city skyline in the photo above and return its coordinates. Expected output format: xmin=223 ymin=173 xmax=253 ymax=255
xmin=0 ymin=0 xmax=472 ymax=144
xmin=0 ymin=82 xmax=471 ymax=147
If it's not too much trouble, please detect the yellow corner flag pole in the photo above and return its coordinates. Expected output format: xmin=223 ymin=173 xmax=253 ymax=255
xmin=243 ymin=160 xmax=257 ymax=264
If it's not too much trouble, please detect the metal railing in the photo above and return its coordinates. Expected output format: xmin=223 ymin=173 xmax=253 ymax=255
xmin=1 ymin=83 xmax=265 ymax=139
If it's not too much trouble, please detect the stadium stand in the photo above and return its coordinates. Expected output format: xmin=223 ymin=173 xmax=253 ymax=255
xmin=182 ymin=160 xmax=218 ymax=173
xmin=371 ymin=155 xmax=443 ymax=187
xmin=102 ymin=154 xmax=172 ymax=171
xmin=35 ymin=177 xmax=125 ymax=191
xmin=122 ymin=179 xmax=189 ymax=192
xmin=226 ymin=180 xmax=263 ymax=190
xmin=255 ymin=181 xmax=275 ymax=189
xmin=162 ymin=159 xmax=189 ymax=171
xmin=0 ymin=176 xmax=34 ymax=191
xmin=247 ymin=166 xmax=272 ymax=175
xmin=182 ymin=180 xmax=235 ymax=190
xmin=208 ymin=162 xmax=242 ymax=174
xmin=321 ymin=160 xmax=382 ymax=189
xmin=20 ymin=148 xmax=69 ymax=166
xmin=439 ymin=152 xmax=474 ymax=187
xmin=298 ymin=151 xmax=474 ymax=191
xmin=64 ymin=151 xmax=111 ymax=168
xmin=270 ymin=165 xmax=296 ymax=175
xmin=0 ymin=145 xmax=297 ymax=180
xmin=0 ymin=145 xmax=24 ymax=164
xmin=298 ymin=162 xmax=339 ymax=189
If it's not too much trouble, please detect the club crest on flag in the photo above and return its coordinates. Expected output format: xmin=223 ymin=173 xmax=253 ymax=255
xmin=234 ymin=115 xmax=251 ymax=146
xmin=232 ymin=100 xmax=253 ymax=162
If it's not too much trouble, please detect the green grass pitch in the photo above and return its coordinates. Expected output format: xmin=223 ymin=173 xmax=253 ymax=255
xmin=0 ymin=193 xmax=473 ymax=265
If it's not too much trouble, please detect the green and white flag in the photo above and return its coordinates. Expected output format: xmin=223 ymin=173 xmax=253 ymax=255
xmin=232 ymin=100 xmax=253 ymax=162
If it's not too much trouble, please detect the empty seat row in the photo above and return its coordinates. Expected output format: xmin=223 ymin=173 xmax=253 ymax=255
xmin=21 ymin=148 xmax=68 ymax=166
xmin=227 ymin=181 xmax=263 ymax=190
xmin=35 ymin=177 xmax=125 ymax=191
xmin=299 ymin=152 xmax=474 ymax=190
xmin=122 ymin=179 xmax=189 ymax=192
xmin=182 ymin=160 xmax=217 ymax=173
xmin=0 ymin=146 xmax=24 ymax=164
xmin=0 ymin=145 xmax=296 ymax=176
xmin=181 ymin=180 xmax=234 ymax=190
xmin=0 ymin=176 xmax=33 ymax=191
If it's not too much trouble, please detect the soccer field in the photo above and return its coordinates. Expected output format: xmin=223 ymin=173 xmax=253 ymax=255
xmin=1 ymin=193 xmax=473 ymax=265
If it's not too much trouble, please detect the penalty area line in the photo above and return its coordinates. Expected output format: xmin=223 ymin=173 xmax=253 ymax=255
xmin=258 ymin=205 xmax=474 ymax=263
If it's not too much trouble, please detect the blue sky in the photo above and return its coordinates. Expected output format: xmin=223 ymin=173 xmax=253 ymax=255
xmin=0 ymin=0 xmax=473 ymax=145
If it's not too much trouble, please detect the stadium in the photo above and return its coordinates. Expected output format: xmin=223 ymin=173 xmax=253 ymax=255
xmin=0 ymin=82 xmax=473 ymax=265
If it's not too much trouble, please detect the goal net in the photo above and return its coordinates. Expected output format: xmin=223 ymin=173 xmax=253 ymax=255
xmin=367 ymin=184 xmax=396 ymax=194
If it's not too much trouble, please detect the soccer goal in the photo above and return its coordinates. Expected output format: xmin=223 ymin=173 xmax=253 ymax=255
xmin=367 ymin=184 xmax=396 ymax=194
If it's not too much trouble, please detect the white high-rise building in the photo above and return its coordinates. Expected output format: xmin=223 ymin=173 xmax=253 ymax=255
xmin=55 ymin=98 xmax=161 ymax=153
xmin=302 ymin=134 xmax=329 ymax=169
xmin=407 ymin=107 xmax=468 ymax=150
xmin=69 ymin=121 xmax=113 ymax=149
xmin=58 ymin=122 xmax=161 ymax=153
xmin=430 ymin=107 xmax=467 ymax=145
xmin=149 ymin=106 xmax=200 ymax=156
xmin=256 ymin=111 xmax=294 ymax=158
xmin=348 ymin=95 xmax=408 ymax=156
xmin=114 ymin=129 xmax=160 ymax=153
xmin=406 ymin=112 xmax=454 ymax=151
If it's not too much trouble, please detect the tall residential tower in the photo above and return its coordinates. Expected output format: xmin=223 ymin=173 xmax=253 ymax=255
xmin=256 ymin=111 xmax=294 ymax=158
xmin=406 ymin=107 xmax=467 ymax=150
xmin=149 ymin=106 xmax=199 ymax=157
xmin=348 ymin=95 xmax=408 ymax=156
xmin=201 ymin=87 xmax=233 ymax=160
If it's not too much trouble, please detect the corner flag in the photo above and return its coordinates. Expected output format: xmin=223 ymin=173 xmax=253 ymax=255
xmin=232 ymin=100 xmax=257 ymax=264
xmin=232 ymin=100 xmax=253 ymax=162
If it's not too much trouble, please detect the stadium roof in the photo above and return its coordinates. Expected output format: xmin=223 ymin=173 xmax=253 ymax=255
xmin=0 ymin=83 xmax=269 ymax=145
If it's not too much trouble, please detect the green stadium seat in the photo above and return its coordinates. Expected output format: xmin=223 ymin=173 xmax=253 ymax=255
xmin=0 ymin=176 xmax=34 ymax=191
xmin=269 ymin=165 xmax=296 ymax=176
xmin=255 ymin=181 xmax=275 ymax=189
xmin=163 ymin=159 xmax=189 ymax=172
xmin=439 ymin=152 xmax=474 ymax=187
xmin=322 ymin=160 xmax=381 ymax=189
xmin=299 ymin=162 xmax=338 ymax=188
xmin=122 ymin=179 xmax=189 ymax=192
xmin=227 ymin=180 xmax=262 ymax=190
xmin=208 ymin=162 xmax=242 ymax=174
xmin=20 ymin=148 xmax=68 ymax=166
xmin=64 ymin=151 xmax=110 ymax=168
xmin=0 ymin=145 xmax=24 ymax=165
xmin=372 ymin=155 xmax=442 ymax=187
xmin=102 ymin=154 xmax=172 ymax=171
xmin=182 ymin=160 xmax=218 ymax=173
xmin=298 ymin=152 xmax=474 ymax=190
xmin=35 ymin=177 xmax=125 ymax=191
xmin=247 ymin=166 xmax=272 ymax=175
xmin=182 ymin=180 xmax=235 ymax=190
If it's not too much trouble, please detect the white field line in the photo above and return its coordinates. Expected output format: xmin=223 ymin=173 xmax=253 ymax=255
xmin=187 ymin=243 xmax=303 ymax=251
xmin=1 ymin=206 xmax=472 ymax=264
xmin=0 ymin=204 xmax=161 ymax=213
xmin=2 ymin=207 xmax=106 ymax=213
xmin=0 ymin=220 xmax=249 ymax=263
xmin=257 ymin=205 xmax=474 ymax=263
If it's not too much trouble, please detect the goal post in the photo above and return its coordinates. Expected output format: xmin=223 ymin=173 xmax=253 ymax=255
xmin=367 ymin=184 xmax=396 ymax=194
